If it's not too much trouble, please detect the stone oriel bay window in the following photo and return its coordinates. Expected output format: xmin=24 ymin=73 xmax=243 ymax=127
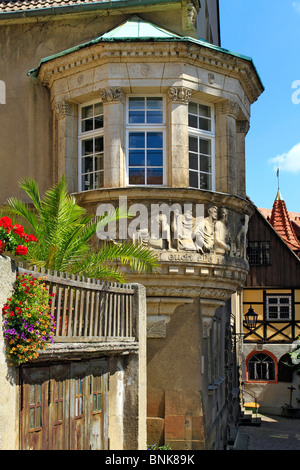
xmin=188 ymin=101 xmax=215 ymax=191
xmin=78 ymin=100 xmax=104 ymax=191
xmin=32 ymin=29 xmax=262 ymax=198
xmin=126 ymin=95 xmax=166 ymax=186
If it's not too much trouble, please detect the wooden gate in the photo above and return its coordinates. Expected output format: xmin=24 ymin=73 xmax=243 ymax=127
xmin=20 ymin=359 xmax=108 ymax=450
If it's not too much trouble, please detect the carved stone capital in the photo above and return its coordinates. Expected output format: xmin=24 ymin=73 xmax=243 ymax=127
xmin=168 ymin=86 xmax=192 ymax=104
xmin=55 ymin=100 xmax=72 ymax=119
xmin=237 ymin=120 xmax=250 ymax=134
xmin=216 ymin=100 xmax=242 ymax=119
xmin=101 ymin=87 xmax=124 ymax=103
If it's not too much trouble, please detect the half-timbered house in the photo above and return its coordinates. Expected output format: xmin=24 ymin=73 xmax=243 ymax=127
xmin=242 ymin=192 xmax=300 ymax=415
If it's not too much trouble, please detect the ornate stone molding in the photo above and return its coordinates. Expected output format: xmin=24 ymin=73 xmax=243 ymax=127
xmin=101 ymin=87 xmax=124 ymax=103
xmin=55 ymin=100 xmax=72 ymax=120
xmin=216 ymin=100 xmax=242 ymax=120
xmin=168 ymin=86 xmax=192 ymax=104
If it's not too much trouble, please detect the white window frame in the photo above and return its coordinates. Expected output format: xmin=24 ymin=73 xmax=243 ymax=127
xmin=126 ymin=94 xmax=166 ymax=187
xmin=266 ymin=294 xmax=292 ymax=321
xmin=188 ymin=100 xmax=215 ymax=191
xmin=78 ymin=99 xmax=104 ymax=192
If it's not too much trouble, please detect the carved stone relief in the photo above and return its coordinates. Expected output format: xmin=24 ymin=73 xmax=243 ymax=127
xmin=186 ymin=2 xmax=197 ymax=30
xmin=131 ymin=202 xmax=248 ymax=261
xmin=168 ymin=87 xmax=192 ymax=104
xmin=101 ymin=87 xmax=124 ymax=103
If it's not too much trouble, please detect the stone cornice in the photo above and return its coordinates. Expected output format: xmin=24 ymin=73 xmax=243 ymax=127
xmin=37 ymin=40 xmax=264 ymax=104
xmin=73 ymin=186 xmax=255 ymax=217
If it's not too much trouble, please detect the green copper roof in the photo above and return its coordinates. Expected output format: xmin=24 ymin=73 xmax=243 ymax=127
xmin=28 ymin=15 xmax=264 ymax=90
xmin=101 ymin=15 xmax=181 ymax=39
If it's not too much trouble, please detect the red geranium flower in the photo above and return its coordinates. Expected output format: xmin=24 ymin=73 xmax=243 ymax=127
xmin=24 ymin=234 xmax=38 ymax=242
xmin=16 ymin=245 xmax=28 ymax=256
xmin=12 ymin=224 xmax=25 ymax=237
xmin=0 ymin=216 xmax=12 ymax=233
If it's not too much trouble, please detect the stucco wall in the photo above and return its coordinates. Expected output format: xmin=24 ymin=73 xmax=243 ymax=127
xmin=243 ymin=343 xmax=300 ymax=415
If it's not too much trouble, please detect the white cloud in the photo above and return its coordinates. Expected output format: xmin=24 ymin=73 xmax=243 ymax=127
xmin=292 ymin=1 xmax=300 ymax=13
xmin=269 ymin=142 xmax=300 ymax=173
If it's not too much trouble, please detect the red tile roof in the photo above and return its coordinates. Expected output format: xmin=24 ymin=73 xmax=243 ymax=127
xmin=268 ymin=190 xmax=300 ymax=253
xmin=0 ymin=0 xmax=107 ymax=13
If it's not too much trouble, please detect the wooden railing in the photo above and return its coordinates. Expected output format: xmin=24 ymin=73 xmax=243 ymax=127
xmin=17 ymin=266 xmax=136 ymax=343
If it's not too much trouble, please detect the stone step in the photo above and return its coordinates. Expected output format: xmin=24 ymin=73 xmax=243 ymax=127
xmin=238 ymin=411 xmax=261 ymax=426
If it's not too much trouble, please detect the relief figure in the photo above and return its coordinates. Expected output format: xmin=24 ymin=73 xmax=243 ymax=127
xmin=173 ymin=207 xmax=196 ymax=251
xmin=214 ymin=207 xmax=231 ymax=255
xmin=194 ymin=205 xmax=218 ymax=253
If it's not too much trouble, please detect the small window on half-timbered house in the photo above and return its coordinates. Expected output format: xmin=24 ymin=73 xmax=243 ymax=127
xmin=247 ymin=241 xmax=270 ymax=265
xmin=266 ymin=294 xmax=292 ymax=320
xmin=248 ymin=353 xmax=276 ymax=381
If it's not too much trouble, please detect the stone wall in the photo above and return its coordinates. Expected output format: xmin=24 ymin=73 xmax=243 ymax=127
xmin=0 ymin=256 xmax=18 ymax=450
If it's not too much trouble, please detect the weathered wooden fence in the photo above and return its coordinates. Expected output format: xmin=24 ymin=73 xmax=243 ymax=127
xmin=17 ymin=266 xmax=136 ymax=343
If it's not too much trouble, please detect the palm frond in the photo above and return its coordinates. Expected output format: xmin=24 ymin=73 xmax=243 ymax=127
xmin=6 ymin=197 xmax=38 ymax=232
xmin=7 ymin=176 xmax=161 ymax=281
xmin=18 ymin=178 xmax=43 ymax=214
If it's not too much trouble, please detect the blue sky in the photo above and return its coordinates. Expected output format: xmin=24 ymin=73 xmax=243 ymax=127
xmin=219 ymin=0 xmax=300 ymax=212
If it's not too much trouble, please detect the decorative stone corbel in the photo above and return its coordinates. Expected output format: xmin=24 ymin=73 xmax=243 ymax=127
xmin=237 ymin=120 xmax=250 ymax=135
xmin=216 ymin=100 xmax=242 ymax=120
xmin=168 ymin=86 xmax=192 ymax=104
xmin=101 ymin=87 xmax=124 ymax=103
xmin=55 ymin=100 xmax=72 ymax=120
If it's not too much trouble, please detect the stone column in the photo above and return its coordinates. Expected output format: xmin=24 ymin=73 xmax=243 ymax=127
xmin=236 ymin=120 xmax=250 ymax=198
xmin=55 ymin=100 xmax=78 ymax=192
xmin=0 ymin=256 xmax=17 ymax=450
xmin=215 ymin=100 xmax=241 ymax=196
xmin=131 ymin=283 xmax=147 ymax=450
xmin=168 ymin=86 xmax=192 ymax=187
xmin=102 ymin=87 xmax=125 ymax=188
